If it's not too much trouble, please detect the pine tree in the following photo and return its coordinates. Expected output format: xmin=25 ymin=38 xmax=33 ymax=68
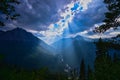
xmin=0 ymin=0 xmax=20 ymax=26
xmin=79 ymin=59 xmax=85 ymax=80
xmin=94 ymin=0 xmax=120 ymax=33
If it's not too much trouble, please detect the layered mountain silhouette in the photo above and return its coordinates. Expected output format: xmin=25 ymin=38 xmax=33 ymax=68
xmin=52 ymin=36 xmax=96 ymax=68
xmin=0 ymin=28 xmax=57 ymax=70
xmin=0 ymin=28 xmax=105 ymax=70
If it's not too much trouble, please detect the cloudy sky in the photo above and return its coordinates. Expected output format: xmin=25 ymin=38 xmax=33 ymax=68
xmin=0 ymin=0 xmax=120 ymax=44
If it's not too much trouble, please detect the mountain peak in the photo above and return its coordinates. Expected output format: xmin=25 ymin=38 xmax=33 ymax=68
xmin=0 ymin=27 xmax=39 ymax=42
xmin=12 ymin=27 xmax=27 ymax=33
xmin=74 ymin=35 xmax=83 ymax=40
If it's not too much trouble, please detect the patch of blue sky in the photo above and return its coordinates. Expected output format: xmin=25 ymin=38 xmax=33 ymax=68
xmin=70 ymin=2 xmax=83 ymax=15
xmin=54 ymin=23 xmax=59 ymax=28
xmin=79 ymin=6 xmax=83 ymax=11
xmin=65 ymin=15 xmax=71 ymax=20
xmin=61 ymin=19 xmax=65 ymax=22
xmin=71 ymin=3 xmax=79 ymax=11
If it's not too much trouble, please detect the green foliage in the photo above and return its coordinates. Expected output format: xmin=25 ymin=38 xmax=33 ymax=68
xmin=87 ymin=65 xmax=95 ymax=80
xmin=0 ymin=67 xmax=35 ymax=80
xmin=89 ymin=38 xmax=120 ymax=80
xmin=95 ymin=38 xmax=120 ymax=56
xmin=0 ymin=66 xmax=49 ymax=80
xmin=0 ymin=0 xmax=20 ymax=26
xmin=0 ymin=63 xmax=68 ymax=80
xmin=95 ymin=38 xmax=108 ymax=55
xmin=94 ymin=0 xmax=120 ymax=33
xmin=88 ymin=54 xmax=120 ymax=80
xmin=0 ymin=54 xmax=4 ymax=60
xmin=0 ymin=54 xmax=5 ymax=64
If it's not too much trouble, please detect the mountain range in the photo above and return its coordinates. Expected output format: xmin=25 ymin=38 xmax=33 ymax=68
xmin=0 ymin=28 xmax=57 ymax=70
xmin=0 ymin=28 xmax=97 ymax=70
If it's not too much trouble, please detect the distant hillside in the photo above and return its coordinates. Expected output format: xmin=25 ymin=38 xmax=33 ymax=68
xmin=0 ymin=28 xmax=39 ymax=41
xmin=0 ymin=28 xmax=57 ymax=70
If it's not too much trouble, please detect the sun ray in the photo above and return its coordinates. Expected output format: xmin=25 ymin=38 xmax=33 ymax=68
xmin=37 ymin=0 xmax=92 ymax=44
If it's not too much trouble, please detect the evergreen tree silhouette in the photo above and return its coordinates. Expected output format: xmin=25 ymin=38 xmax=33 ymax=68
xmin=0 ymin=0 xmax=20 ymax=26
xmin=79 ymin=59 xmax=86 ymax=80
xmin=94 ymin=0 xmax=120 ymax=33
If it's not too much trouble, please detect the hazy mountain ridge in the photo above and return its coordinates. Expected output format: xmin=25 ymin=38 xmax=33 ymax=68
xmin=0 ymin=28 xmax=39 ymax=41
xmin=52 ymin=36 xmax=96 ymax=69
xmin=0 ymin=28 xmax=57 ymax=70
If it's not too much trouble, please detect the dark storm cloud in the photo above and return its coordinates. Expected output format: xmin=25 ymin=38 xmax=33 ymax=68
xmin=13 ymin=0 xmax=75 ymax=31
xmin=0 ymin=0 xmax=76 ymax=31
xmin=0 ymin=0 xmax=107 ymax=35
xmin=69 ymin=0 xmax=107 ymax=33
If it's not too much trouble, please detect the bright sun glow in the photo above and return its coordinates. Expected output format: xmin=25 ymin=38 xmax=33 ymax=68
xmin=38 ymin=0 xmax=92 ymax=44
